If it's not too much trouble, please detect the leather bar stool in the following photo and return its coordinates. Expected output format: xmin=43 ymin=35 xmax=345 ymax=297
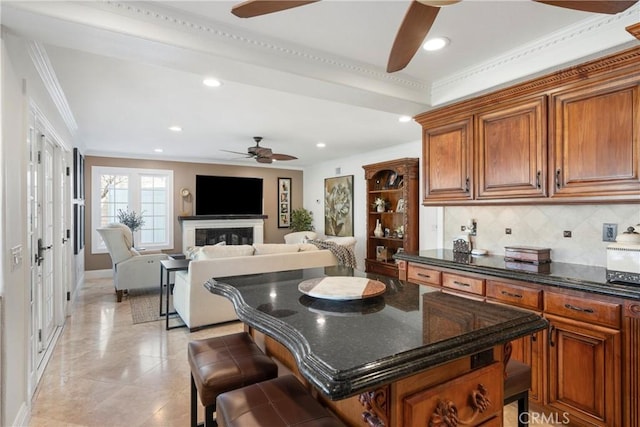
xmin=504 ymin=359 xmax=532 ymax=427
xmin=216 ymin=374 xmax=346 ymax=427
xmin=188 ymin=332 xmax=278 ymax=427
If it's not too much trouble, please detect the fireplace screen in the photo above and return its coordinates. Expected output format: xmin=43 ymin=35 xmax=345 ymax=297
xmin=195 ymin=227 xmax=254 ymax=246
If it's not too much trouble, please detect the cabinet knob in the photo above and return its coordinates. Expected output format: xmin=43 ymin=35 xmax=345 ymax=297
xmin=464 ymin=177 xmax=470 ymax=193
xmin=555 ymin=169 xmax=562 ymax=190
xmin=536 ymin=171 xmax=541 ymax=189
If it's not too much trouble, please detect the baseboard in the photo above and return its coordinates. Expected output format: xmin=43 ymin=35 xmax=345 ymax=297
xmin=11 ymin=402 xmax=29 ymax=427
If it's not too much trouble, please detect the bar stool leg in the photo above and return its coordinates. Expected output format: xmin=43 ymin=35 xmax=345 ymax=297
xmin=518 ymin=394 xmax=529 ymax=427
xmin=191 ymin=374 xmax=198 ymax=427
xmin=205 ymin=405 xmax=216 ymax=427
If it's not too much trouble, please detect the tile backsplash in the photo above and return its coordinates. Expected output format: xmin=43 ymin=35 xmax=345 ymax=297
xmin=444 ymin=204 xmax=640 ymax=266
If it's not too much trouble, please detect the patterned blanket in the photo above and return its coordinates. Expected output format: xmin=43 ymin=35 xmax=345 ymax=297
xmin=308 ymin=239 xmax=357 ymax=269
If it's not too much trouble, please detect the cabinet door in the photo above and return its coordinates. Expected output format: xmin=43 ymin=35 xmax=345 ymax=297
xmin=508 ymin=330 xmax=545 ymax=404
xmin=476 ymin=96 xmax=547 ymax=199
xmin=423 ymin=117 xmax=473 ymax=203
xmin=547 ymin=315 xmax=621 ymax=427
xmin=550 ymin=76 xmax=640 ymax=200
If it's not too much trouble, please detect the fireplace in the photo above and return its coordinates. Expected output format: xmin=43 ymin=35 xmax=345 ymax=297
xmin=179 ymin=215 xmax=266 ymax=250
xmin=195 ymin=227 xmax=254 ymax=246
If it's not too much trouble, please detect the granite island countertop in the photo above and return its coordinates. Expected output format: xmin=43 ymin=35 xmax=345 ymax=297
xmin=205 ymin=266 xmax=547 ymax=400
xmin=395 ymin=249 xmax=640 ymax=300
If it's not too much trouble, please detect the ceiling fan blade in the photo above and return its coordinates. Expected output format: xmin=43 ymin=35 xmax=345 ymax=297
xmin=232 ymin=0 xmax=319 ymax=18
xmin=387 ymin=1 xmax=441 ymax=73
xmin=534 ymin=0 xmax=637 ymax=14
xmin=221 ymin=149 xmax=252 ymax=157
xmin=256 ymin=156 xmax=273 ymax=164
xmin=271 ymin=153 xmax=298 ymax=161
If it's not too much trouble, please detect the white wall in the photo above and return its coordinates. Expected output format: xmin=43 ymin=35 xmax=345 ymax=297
xmin=1 ymin=29 xmax=75 ymax=427
xmin=303 ymin=139 xmax=441 ymax=269
xmin=1 ymin=29 xmax=31 ymax=427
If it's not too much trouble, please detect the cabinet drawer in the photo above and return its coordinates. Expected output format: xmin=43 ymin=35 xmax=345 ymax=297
xmin=544 ymin=292 xmax=621 ymax=329
xmin=486 ymin=280 xmax=542 ymax=311
xmin=408 ymin=264 xmax=441 ymax=286
xmin=442 ymin=272 xmax=485 ymax=296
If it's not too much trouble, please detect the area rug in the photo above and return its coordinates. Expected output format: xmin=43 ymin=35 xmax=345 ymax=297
xmin=129 ymin=288 xmax=165 ymax=324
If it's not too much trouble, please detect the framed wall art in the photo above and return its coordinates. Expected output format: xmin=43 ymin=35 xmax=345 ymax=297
xmin=324 ymin=175 xmax=353 ymax=237
xmin=278 ymin=177 xmax=291 ymax=228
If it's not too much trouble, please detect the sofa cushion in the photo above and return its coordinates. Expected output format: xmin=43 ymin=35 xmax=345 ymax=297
xmin=198 ymin=244 xmax=255 ymax=259
xmin=298 ymin=243 xmax=320 ymax=252
xmin=252 ymin=243 xmax=300 ymax=255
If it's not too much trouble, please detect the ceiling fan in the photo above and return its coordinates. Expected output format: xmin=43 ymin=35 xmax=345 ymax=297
xmin=222 ymin=136 xmax=298 ymax=164
xmin=231 ymin=0 xmax=638 ymax=72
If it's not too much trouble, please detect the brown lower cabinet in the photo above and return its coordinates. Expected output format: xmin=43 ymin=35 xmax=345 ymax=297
xmin=404 ymin=261 xmax=636 ymax=427
xmin=546 ymin=314 xmax=620 ymax=426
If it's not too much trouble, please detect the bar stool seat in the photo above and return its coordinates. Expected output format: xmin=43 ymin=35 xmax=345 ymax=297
xmin=504 ymin=359 xmax=532 ymax=427
xmin=188 ymin=332 xmax=278 ymax=427
xmin=216 ymin=375 xmax=346 ymax=427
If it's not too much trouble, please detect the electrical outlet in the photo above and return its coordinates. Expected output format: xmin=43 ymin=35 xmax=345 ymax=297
xmin=563 ymin=230 xmax=572 ymax=238
xmin=505 ymin=228 xmax=512 ymax=235
xmin=603 ymin=223 xmax=617 ymax=242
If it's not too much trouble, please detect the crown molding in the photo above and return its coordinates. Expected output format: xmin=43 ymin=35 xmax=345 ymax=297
xmin=99 ymin=1 xmax=430 ymax=92
xmin=430 ymin=3 xmax=640 ymax=106
xmin=27 ymin=41 xmax=78 ymax=135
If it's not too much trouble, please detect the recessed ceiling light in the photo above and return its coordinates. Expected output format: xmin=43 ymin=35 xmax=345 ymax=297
xmin=203 ymin=78 xmax=222 ymax=88
xmin=316 ymin=142 xmax=326 ymax=148
xmin=168 ymin=126 xmax=182 ymax=132
xmin=399 ymin=115 xmax=412 ymax=123
xmin=154 ymin=148 xmax=164 ymax=153
xmin=423 ymin=37 xmax=449 ymax=51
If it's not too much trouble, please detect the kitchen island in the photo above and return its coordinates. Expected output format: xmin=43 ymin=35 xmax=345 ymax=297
xmin=205 ymin=266 xmax=547 ymax=426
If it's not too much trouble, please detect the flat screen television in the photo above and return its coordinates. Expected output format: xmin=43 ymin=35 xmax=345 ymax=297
xmin=195 ymin=175 xmax=263 ymax=215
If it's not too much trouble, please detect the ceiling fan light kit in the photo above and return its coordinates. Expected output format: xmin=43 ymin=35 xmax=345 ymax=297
xmin=231 ymin=0 xmax=639 ymax=72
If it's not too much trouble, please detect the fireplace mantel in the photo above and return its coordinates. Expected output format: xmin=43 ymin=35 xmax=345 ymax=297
xmin=179 ymin=215 xmax=267 ymax=249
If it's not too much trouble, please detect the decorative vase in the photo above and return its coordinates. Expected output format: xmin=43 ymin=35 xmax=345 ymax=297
xmin=374 ymin=220 xmax=384 ymax=237
xmin=376 ymin=204 xmax=385 ymax=213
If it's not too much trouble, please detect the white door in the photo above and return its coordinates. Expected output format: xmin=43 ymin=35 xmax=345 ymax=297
xmin=28 ymin=115 xmax=65 ymax=396
xmin=38 ymin=135 xmax=56 ymax=354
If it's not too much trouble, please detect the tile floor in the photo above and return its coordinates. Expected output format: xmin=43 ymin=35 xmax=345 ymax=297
xmin=28 ymin=277 xmax=556 ymax=427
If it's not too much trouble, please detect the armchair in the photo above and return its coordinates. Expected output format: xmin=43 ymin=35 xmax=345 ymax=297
xmin=96 ymin=223 xmax=168 ymax=302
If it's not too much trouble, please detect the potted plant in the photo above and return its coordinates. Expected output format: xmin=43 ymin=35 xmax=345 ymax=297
xmin=290 ymin=208 xmax=314 ymax=232
xmin=372 ymin=197 xmax=386 ymax=212
xmin=117 ymin=209 xmax=145 ymax=247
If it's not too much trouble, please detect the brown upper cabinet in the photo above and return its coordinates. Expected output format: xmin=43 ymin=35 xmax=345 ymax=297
xmin=476 ymin=95 xmax=547 ymax=200
xmin=549 ymin=75 xmax=640 ymax=201
xmin=422 ymin=116 xmax=473 ymax=202
xmin=416 ymin=46 xmax=640 ymax=205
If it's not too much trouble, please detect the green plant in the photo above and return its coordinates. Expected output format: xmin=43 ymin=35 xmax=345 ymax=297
xmin=117 ymin=209 xmax=145 ymax=232
xmin=290 ymin=208 xmax=314 ymax=232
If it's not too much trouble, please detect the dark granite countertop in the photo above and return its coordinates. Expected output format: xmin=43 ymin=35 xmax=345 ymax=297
xmin=205 ymin=266 xmax=547 ymax=400
xmin=395 ymin=249 xmax=640 ymax=300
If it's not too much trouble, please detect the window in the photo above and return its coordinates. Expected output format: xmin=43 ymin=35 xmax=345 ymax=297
xmin=92 ymin=166 xmax=173 ymax=253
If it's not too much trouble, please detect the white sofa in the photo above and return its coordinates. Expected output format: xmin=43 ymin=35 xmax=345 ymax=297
xmin=173 ymin=243 xmax=339 ymax=331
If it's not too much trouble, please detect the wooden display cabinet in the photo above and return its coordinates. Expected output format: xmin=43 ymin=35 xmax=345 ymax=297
xmin=363 ymin=158 xmax=419 ymax=277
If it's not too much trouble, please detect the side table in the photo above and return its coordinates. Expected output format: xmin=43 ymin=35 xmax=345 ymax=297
xmin=159 ymin=258 xmax=190 ymax=330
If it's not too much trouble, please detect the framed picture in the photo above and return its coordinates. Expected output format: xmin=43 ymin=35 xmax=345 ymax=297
xmin=324 ymin=175 xmax=353 ymax=237
xmin=396 ymin=198 xmax=405 ymax=213
xmin=386 ymin=171 xmax=398 ymax=189
xmin=278 ymin=177 xmax=291 ymax=228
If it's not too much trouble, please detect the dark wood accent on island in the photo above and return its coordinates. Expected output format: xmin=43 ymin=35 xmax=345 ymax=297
xmin=396 ymin=250 xmax=640 ymax=427
xmin=205 ymin=267 xmax=546 ymax=426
